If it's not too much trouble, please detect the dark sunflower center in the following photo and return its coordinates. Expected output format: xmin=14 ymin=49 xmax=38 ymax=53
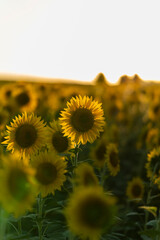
xmin=36 ymin=162 xmax=57 ymax=185
xmin=109 ymin=105 xmax=119 ymax=116
xmin=15 ymin=124 xmax=37 ymax=148
xmin=95 ymin=144 xmax=107 ymax=161
xmin=52 ymin=131 xmax=68 ymax=153
xmin=79 ymin=197 xmax=109 ymax=228
xmin=71 ymin=108 xmax=94 ymax=132
xmin=15 ymin=92 xmax=30 ymax=107
xmin=39 ymin=85 xmax=46 ymax=91
xmin=83 ymin=171 xmax=97 ymax=186
xmin=150 ymin=156 xmax=160 ymax=175
xmin=5 ymin=90 xmax=12 ymax=98
xmin=8 ymin=168 xmax=30 ymax=200
xmin=153 ymin=105 xmax=160 ymax=114
xmin=109 ymin=151 xmax=119 ymax=168
xmin=132 ymin=184 xmax=142 ymax=198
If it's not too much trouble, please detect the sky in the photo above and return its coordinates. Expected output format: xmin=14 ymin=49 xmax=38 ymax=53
xmin=0 ymin=0 xmax=160 ymax=84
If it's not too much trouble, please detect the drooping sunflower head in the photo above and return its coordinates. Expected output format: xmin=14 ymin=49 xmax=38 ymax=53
xmin=46 ymin=120 xmax=74 ymax=154
xmin=0 ymin=153 xmax=36 ymax=217
xmin=74 ymin=163 xmax=99 ymax=187
xmin=146 ymin=147 xmax=160 ymax=182
xmin=126 ymin=177 xmax=144 ymax=202
xmin=90 ymin=139 xmax=108 ymax=168
xmin=2 ymin=112 xmax=47 ymax=157
xmin=31 ymin=151 xmax=67 ymax=197
xmin=64 ymin=186 xmax=117 ymax=240
xmin=106 ymin=143 xmax=120 ymax=176
xmin=59 ymin=95 xmax=105 ymax=145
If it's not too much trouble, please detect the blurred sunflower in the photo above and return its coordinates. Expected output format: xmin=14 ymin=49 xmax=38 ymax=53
xmin=31 ymin=151 xmax=67 ymax=197
xmin=46 ymin=120 xmax=74 ymax=154
xmin=126 ymin=177 xmax=144 ymax=201
xmin=0 ymin=153 xmax=36 ymax=217
xmin=148 ymin=100 xmax=160 ymax=121
xmin=2 ymin=112 xmax=47 ymax=157
xmin=59 ymin=95 xmax=105 ymax=145
xmin=146 ymin=147 xmax=160 ymax=183
xmin=106 ymin=144 xmax=120 ymax=176
xmin=12 ymin=84 xmax=38 ymax=112
xmin=0 ymin=83 xmax=15 ymax=105
xmin=90 ymin=139 xmax=107 ymax=168
xmin=146 ymin=128 xmax=160 ymax=150
xmin=0 ymin=107 xmax=9 ymax=130
xmin=64 ymin=186 xmax=117 ymax=240
xmin=74 ymin=163 xmax=99 ymax=187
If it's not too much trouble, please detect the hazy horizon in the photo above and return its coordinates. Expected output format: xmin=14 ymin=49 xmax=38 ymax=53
xmin=0 ymin=1 xmax=160 ymax=83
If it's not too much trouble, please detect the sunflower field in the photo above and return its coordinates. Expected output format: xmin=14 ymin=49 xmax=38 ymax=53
xmin=0 ymin=73 xmax=160 ymax=240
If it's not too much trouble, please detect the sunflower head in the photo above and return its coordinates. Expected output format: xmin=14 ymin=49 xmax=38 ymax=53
xmin=90 ymin=139 xmax=107 ymax=168
xmin=59 ymin=95 xmax=105 ymax=145
xmin=146 ymin=147 xmax=160 ymax=183
xmin=0 ymin=83 xmax=15 ymax=104
xmin=0 ymin=153 xmax=36 ymax=217
xmin=74 ymin=163 xmax=99 ymax=187
xmin=12 ymin=84 xmax=38 ymax=112
xmin=2 ymin=112 xmax=47 ymax=157
xmin=64 ymin=186 xmax=117 ymax=240
xmin=106 ymin=143 xmax=120 ymax=176
xmin=146 ymin=128 xmax=160 ymax=150
xmin=31 ymin=151 xmax=67 ymax=197
xmin=126 ymin=177 xmax=144 ymax=202
xmin=46 ymin=120 xmax=74 ymax=154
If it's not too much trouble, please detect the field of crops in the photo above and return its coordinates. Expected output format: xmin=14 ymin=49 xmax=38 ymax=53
xmin=0 ymin=73 xmax=160 ymax=240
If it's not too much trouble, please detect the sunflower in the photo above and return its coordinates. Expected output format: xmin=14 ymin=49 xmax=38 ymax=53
xmin=0 ymin=153 xmax=36 ymax=217
xmin=30 ymin=151 xmax=67 ymax=197
xmin=59 ymin=95 xmax=105 ymax=145
xmin=146 ymin=128 xmax=160 ymax=150
xmin=74 ymin=163 xmax=99 ymax=187
xmin=0 ymin=107 xmax=9 ymax=130
xmin=126 ymin=177 xmax=144 ymax=201
xmin=0 ymin=83 xmax=15 ymax=105
xmin=106 ymin=144 xmax=120 ymax=176
xmin=146 ymin=147 xmax=160 ymax=183
xmin=12 ymin=84 xmax=38 ymax=112
xmin=64 ymin=186 xmax=117 ymax=240
xmin=148 ymin=100 xmax=160 ymax=121
xmin=2 ymin=112 xmax=47 ymax=157
xmin=90 ymin=139 xmax=108 ymax=168
xmin=46 ymin=120 xmax=74 ymax=154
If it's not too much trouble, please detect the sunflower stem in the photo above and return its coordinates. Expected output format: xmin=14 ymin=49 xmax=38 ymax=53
xmin=156 ymin=207 xmax=160 ymax=240
xmin=69 ymin=231 xmax=75 ymax=240
xmin=100 ymin=164 xmax=106 ymax=187
xmin=144 ymin=163 xmax=158 ymax=230
xmin=0 ymin=207 xmax=7 ymax=240
xmin=74 ymin=144 xmax=80 ymax=168
xmin=18 ymin=217 xmax=22 ymax=235
xmin=37 ymin=193 xmax=44 ymax=240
